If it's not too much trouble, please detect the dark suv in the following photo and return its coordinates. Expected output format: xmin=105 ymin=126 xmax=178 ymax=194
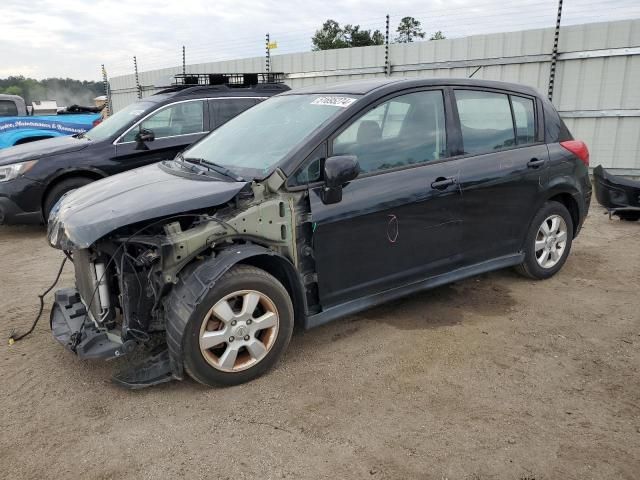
xmin=0 ymin=75 xmax=289 ymax=224
xmin=46 ymin=78 xmax=591 ymax=388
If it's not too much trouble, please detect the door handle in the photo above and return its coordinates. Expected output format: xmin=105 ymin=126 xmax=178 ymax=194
xmin=527 ymin=158 xmax=546 ymax=169
xmin=431 ymin=176 xmax=457 ymax=190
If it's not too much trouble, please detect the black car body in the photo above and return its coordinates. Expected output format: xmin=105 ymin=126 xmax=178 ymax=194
xmin=0 ymin=81 xmax=289 ymax=224
xmin=46 ymin=78 xmax=591 ymax=388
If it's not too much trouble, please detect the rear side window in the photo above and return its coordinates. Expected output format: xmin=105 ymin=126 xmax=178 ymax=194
xmin=212 ymin=98 xmax=258 ymax=128
xmin=512 ymin=96 xmax=536 ymax=145
xmin=455 ymin=90 xmax=515 ymax=154
xmin=333 ymin=90 xmax=447 ymax=175
xmin=0 ymin=100 xmax=18 ymax=117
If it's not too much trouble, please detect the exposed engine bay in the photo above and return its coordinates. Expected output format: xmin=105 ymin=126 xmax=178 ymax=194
xmin=46 ymin=162 xmax=317 ymax=388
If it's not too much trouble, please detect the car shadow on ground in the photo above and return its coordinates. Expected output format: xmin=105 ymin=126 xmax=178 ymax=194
xmin=0 ymin=225 xmax=45 ymax=239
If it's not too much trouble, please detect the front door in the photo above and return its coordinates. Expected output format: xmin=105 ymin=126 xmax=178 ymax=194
xmin=309 ymin=89 xmax=465 ymax=308
xmin=113 ymin=99 xmax=208 ymax=171
xmin=452 ymin=89 xmax=549 ymax=264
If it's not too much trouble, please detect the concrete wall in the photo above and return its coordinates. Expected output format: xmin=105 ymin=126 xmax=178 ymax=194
xmin=109 ymin=19 xmax=640 ymax=173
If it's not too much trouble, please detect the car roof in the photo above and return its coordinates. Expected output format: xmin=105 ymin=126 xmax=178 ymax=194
xmin=151 ymin=84 xmax=289 ymax=101
xmin=281 ymin=77 xmax=540 ymax=97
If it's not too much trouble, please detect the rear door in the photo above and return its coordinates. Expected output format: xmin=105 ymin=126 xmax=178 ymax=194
xmin=305 ymin=89 xmax=466 ymax=308
xmin=453 ymin=89 xmax=549 ymax=264
xmin=113 ymin=99 xmax=208 ymax=170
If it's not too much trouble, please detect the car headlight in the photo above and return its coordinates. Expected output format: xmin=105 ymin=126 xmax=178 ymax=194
xmin=0 ymin=160 xmax=38 ymax=182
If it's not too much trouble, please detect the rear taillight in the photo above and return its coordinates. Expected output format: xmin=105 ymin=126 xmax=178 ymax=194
xmin=92 ymin=118 xmax=102 ymax=127
xmin=560 ymin=140 xmax=589 ymax=166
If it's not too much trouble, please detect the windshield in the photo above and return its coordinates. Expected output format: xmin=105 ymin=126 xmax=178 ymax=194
xmin=85 ymin=101 xmax=155 ymax=142
xmin=183 ymin=94 xmax=359 ymax=179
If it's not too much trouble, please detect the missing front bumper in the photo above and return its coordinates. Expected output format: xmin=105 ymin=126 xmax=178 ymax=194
xmin=50 ymin=288 xmax=175 ymax=389
xmin=50 ymin=288 xmax=126 ymax=360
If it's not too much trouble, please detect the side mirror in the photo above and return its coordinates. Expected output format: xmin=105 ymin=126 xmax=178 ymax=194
xmin=321 ymin=155 xmax=359 ymax=205
xmin=134 ymin=128 xmax=155 ymax=150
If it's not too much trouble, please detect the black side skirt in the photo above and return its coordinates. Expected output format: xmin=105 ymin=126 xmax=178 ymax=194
xmin=305 ymin=253 xmax=524 ymax=330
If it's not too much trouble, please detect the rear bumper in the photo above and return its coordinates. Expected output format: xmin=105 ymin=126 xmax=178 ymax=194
xmin=593 ymin=165 xmax=640 ymax=211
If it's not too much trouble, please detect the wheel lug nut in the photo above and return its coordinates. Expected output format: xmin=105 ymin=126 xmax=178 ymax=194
xmin=229 ymin=336 xmax=235 ymax=342
xmin=244 ymin=335 xmax=250 ymax=341
xmin=231 ymin=320 xmax=237 ymax=326
xmin=246 ymin=319 xmax=252 ymax=325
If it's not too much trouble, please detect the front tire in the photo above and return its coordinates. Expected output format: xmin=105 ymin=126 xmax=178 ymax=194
xmin=182 ymin=265 xmax=294 ymax=387
xmin=43 ymin=177 xmax=94 ymax=222
xmin=516 ymin=201 xmax=574 ymax=280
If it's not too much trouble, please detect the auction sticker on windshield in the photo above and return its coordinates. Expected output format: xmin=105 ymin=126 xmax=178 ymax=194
xmin=311 ymin=96 xmax=357 ymax=108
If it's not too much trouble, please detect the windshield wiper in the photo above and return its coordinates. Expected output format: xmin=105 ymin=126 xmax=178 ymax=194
xmin=180 ymin=156 xmax=245 ymax=182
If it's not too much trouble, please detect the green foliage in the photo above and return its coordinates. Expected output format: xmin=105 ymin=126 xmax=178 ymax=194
xmin=3 ymin=85 xmax=23 ymax=97
xmin=312 ymin=19 xmax=384 ymax=50
xmin=343 ymin=24 xmax=385 ymax=47
xmin=429 ymin=30 xmax=446 ymax=41
xmin=0 ymin=76 xmax=104 ymax=106
xmin=395 ymin=16 xmax=426 ymax=43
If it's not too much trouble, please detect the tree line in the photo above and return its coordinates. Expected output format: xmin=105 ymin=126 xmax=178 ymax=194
xmin=312 ymin=17 xmax=445 ymax=50
xmin=0 ymin=76 xmax=104 ymax=106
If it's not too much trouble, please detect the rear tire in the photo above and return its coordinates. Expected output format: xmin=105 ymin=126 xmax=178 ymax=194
xmin=515 ymin=201 xmax=574 ymax=280
xmin=43 ymin=177 xmax=94 ymax=222
xmin=182 ymin=265 xmax=294 ymax=387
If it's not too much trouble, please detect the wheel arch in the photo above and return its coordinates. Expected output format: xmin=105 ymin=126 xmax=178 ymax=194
xmin=8 ymin=129 xmax=63 ymax=146
xmin=238 ymin=253 xmax=307 ymax=329
xmin=547 ymin=191 xmax=580 ymax=237
xmin=165 ymin=243 xmax=306 ymax=380
xmin=519 ymin=182 xmax=584 ymax=253
xmin=13 ymin=135 xmax=56 ymax=145
xmin=41 ymin=168 xmax=107 ymax=216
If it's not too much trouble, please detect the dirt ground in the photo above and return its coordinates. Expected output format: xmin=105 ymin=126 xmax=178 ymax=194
xmin=1 ymin=206 xmax=639 ymax=480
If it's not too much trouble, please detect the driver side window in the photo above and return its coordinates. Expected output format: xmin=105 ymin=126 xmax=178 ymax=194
xmin=332 ymin=91 xmax=446 ymax=175
xmin=121 ymin=101 xmax=204 ymax=142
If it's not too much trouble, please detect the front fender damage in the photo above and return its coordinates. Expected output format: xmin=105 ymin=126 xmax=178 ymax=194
xmin=50 ymin=171 xmax=312 ymax=389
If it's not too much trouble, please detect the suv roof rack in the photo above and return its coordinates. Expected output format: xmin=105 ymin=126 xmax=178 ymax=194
xmin=153 ymin=72 xmax=288 ymax=96
xmin=174 ymin=72 xmax=285 ymax=87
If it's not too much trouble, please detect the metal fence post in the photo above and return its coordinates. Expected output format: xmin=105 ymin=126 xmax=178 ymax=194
xmin=101 ymin=64 xmax=112 ymax=117
xmin=548 ymin=0 xmax=564 ymax=101
xmin=265 ymin=33 xmax=271 ymax=74
xmin=133 ymin=56 xmax=142 ymax=100
xmin=385 ymin=14 xmax=390 ymax=75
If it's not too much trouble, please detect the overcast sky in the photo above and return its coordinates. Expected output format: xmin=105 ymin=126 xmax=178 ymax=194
xmin=1 ymin=0 xmax=638 ymax=81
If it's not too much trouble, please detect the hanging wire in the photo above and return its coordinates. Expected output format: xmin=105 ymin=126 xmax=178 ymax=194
xmin=102 ymin=0 xmax=640 ymax=78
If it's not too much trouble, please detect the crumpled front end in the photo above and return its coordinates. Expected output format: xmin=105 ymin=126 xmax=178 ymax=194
xmin=48 ymin=227 xmax=185 ymax=388
xmin=46 ymin=164 xmax=302 ymax=389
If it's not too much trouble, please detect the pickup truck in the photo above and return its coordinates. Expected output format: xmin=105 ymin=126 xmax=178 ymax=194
xmin=0 ymin=94 xmax=102 ymax=149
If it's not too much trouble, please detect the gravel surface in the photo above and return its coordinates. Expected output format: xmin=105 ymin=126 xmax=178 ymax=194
xmin=1 ymin=206 xmax=639 ymax=480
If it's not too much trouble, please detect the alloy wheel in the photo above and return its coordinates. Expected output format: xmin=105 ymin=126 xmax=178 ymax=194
xmin=198 ymin=290 xmax=279 ymax=372
xmin=534 ymin=214 xmax=568 ymax=269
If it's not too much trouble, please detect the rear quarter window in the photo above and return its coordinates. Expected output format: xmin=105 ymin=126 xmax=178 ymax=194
xmin=511 ymin=96 xmax=536 ymax=145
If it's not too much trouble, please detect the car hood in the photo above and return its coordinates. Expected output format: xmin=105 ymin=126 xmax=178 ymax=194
xmin=48 ymin=162 xmax=249 ymax=249
xmin=0 ymin=135 xmax=90 ymax=165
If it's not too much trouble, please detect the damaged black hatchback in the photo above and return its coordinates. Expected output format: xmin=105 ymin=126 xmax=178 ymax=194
xmin=47 ymin=78 xmax=591 ymax=388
